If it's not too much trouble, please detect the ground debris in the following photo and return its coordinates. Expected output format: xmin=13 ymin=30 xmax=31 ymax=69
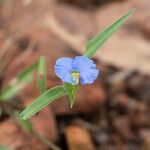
xmin=65 ymin=125 xmax=95 ymax=150
xmin=0 ymin=119 xmax=48 ymax=150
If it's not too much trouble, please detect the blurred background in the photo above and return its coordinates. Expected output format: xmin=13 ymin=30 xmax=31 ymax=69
xmin=0 ymin=0 xmax=150 ymax=149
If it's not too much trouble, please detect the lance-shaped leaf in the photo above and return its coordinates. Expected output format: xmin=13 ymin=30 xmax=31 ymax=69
xmin=0 ymin=145 xmax=9 ymax=150
xmin=0 ymin=62 xmax=38 ymax=101
xmin=64 ymin=83 xmax=78 ymax=108
xmin=37 ymin=56 xmax=47 ymax=94
xmin=20 ymin=86 xmax=67 ymax=120
xmin=84 ymin=9 xmax=135 ymax=59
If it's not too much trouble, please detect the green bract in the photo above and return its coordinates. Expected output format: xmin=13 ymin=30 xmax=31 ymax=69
xmin=19 ymin=9 xmax=135 ymax=120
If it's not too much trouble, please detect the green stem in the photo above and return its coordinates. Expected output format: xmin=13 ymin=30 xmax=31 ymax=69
xmin=33 ymin=130 xmax=61 ymax=150
xmin=4 ymin=107 xmax=61 ymax=150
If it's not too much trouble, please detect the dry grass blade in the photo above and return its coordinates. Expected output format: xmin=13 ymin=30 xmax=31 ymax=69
xmin=45 ymin=15 xmax=86 ymax=52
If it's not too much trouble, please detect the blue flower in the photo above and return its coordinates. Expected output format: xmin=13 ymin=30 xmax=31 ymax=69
xmin=54 ymin=56 xmax=99 ymax=85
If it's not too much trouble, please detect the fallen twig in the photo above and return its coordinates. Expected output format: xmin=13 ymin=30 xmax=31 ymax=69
xmin=45 ymin=15 xmax=86 ymax=53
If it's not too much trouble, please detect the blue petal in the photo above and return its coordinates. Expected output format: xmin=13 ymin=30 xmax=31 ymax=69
xmin=72 ymin=56 xmax=99 ymax=85
xmin=54 ymin=57 xmax=74 ymax=84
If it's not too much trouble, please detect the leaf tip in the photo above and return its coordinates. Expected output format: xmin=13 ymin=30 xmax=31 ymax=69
xmin=70 ymin=102 xmax=74 ymax=108
xmin=129 ymin=8 xmax=136 ymax=14
xmin=20 ymin=112 xmax=27 ymax=120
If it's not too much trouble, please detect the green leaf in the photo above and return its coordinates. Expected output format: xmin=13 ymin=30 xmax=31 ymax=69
xmin=0 ymin=107 xmax=2 ymax=118
xmin=20 ymin=86 xmax=67 ymax=120
xmin=0 ymin=62 xmax=38 ymax=101
xmin=64 ymin=83 xmax=78 ymax=108
xmin=14 ymin=110 xmax=33 ymax=132
xmin=37 ymin=56 xmax=47 ymax=94
xmin=84 ymin=9 xmax=135 ymax=59
xmin=0 ymin=145 xmax=9 ymax=150
xmin=17 ymin=62 xmax=38 ymax=81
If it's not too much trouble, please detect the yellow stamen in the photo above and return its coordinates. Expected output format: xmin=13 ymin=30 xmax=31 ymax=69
xmin=72 ymin=72 xmax=80 ymax=78
xmin=72 ymin=72 xmax=80 ymax=85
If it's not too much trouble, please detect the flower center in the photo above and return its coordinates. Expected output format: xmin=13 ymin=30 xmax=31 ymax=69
xmin=72 ymin=72 xmax=80 ymax=85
